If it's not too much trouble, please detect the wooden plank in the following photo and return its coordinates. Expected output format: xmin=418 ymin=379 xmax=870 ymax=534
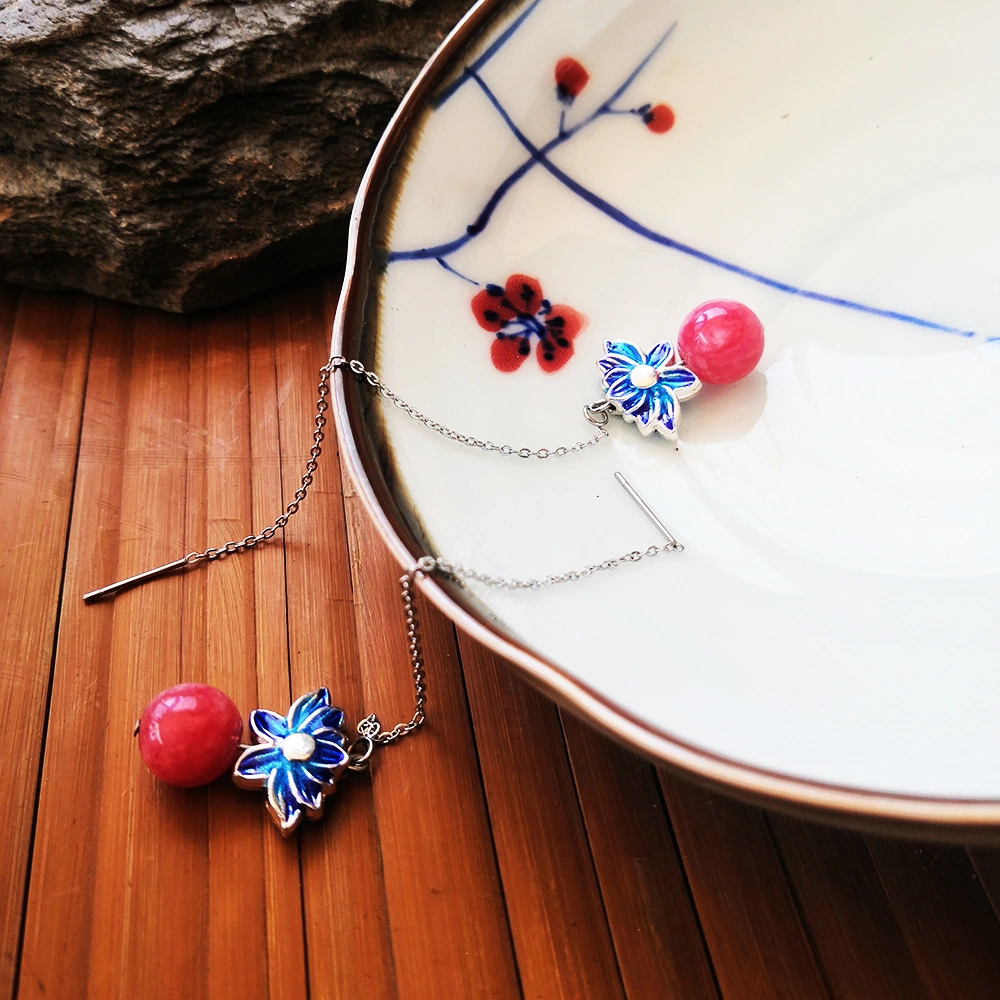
xmin=342 ymin=496 xmax=522 ymax=998
xmin=768 ymin=814 xmax=930 ymax=1000
xmin=458 ymin=638 xmax=627 ymax=1000
xmin=247 ymin=304 xmax=310 ymax=1000
xmin=659 ymin=775 xmax=831 ymax=1000
xmin=184 ymin=309 xmax=274 ymax=997
xmin=866 ymin=838 xmax=1000 ymax=1000
xmin=560 ymin=714 xmax=720 ymax=1000
xmin=17 ymin=301 xmax=132 ymax=1000
xmin=0 ymin=284 xmax=18 ymax=397
xmin=81 ymin=307 xmax=211 ymax=999
xmin=273 ymin=285 xmax=398 ymax=999
xmin=0 ymin=291 xmax=93 ymax=997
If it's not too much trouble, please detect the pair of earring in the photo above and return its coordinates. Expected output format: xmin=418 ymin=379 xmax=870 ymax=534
xmin=98 ymin=296 xmax=766 ymax=835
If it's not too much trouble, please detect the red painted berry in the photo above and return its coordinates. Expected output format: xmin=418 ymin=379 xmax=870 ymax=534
xmin=555 ymin=57 xmax=589 ymax=102
xmin=643 ymin=104 xmax=675 ymax=133
xmin=677 ymin=300 xmax=765 ymax=385
xmin=138 ymin=683 xmax=244 ymax=788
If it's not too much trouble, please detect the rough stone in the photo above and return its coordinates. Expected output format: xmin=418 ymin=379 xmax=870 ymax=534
xmin=0 ymin=0 xmax=469 ymax=311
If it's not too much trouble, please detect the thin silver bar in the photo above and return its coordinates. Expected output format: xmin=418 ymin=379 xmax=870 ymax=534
xmin=614 ymin=472 xmax=681 ymax=548
xmin=83 ymin=557 xmax=190 ymax=604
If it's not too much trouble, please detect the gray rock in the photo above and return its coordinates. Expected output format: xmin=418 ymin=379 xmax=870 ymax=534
xmin=0 ymin=0 xmax=469 ymax=311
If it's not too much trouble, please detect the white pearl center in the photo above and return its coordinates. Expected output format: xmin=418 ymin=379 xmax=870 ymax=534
xmin=280 ymin=732 xmax=316 ymax=762
xmin=629 ymin=364 xmax=658 ymax=389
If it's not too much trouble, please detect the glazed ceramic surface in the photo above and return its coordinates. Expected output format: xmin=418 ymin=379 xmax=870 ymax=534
xmin=339 ymin=0 xmax=1000 ymax=804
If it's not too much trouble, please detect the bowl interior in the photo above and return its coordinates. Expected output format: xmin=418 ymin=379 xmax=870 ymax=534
xmin=338 ymin=0 xmax=1000 ymax=810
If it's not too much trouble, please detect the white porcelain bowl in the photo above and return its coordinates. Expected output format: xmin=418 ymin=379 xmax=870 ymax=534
xmin=334 ymin=0 xmax=1000 ymax=837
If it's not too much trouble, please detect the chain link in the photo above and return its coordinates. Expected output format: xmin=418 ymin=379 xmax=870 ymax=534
xmin=355 ymin=562 xmax=431 ymax=746
xmin=341 ymin=357 xmax=609 ymax=458
xmin=183 ymin=360 xmax=334 ymax=567
xmin=184 ymin=356 xmax=609 ymax=572
xmin=355 ymin=539 xmax=682 ymax=745
xmin=351 ymin=535 xmax=681 ymax=747
xmin=430 ymin=542 xmax=681 ymax=590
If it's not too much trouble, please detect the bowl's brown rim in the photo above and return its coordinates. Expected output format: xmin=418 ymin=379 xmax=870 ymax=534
xmin=331 ymin=0 xmax=1000 ymax=842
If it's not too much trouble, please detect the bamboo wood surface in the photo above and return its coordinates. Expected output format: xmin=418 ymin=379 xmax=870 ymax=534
xmin=2 ymin=278 xmax=1000 ymax=999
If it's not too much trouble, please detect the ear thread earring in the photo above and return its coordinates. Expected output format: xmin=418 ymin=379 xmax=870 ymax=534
xmin=98 ymin=483 xmax=679 ymax=836
xmin=83 ymin=297 xmax=763 ymax=836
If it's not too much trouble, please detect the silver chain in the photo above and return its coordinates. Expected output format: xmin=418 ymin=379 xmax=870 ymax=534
xmin=182 ymin=360 xmax=335 ymax=567
xmin=145 ymin=358 xmax=673 ymax=756
xmin=180 ymin=354 xmax=610 ymax=565
xmin=429 ymin=543 xmax=680 ymax=590
xmin=355 ymin=566 xmax=429 ymax=748
xmin=339 ymin=357 xmax=611 ymax=458
xmin=351 ymin=534 xmax=681 ymax=750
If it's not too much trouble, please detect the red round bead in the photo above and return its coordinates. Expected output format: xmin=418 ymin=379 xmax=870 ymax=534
xmin=676 ymin=299 xmax=764 ymax=384
xmin=138 ymin=683 xmax=243 ymax=788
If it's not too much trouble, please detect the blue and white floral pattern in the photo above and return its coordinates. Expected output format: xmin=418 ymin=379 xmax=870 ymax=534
xmin=232 ymin=688 xmax=350 ymax=836
xmin=597 ymin=340 xmax=701 ymax=440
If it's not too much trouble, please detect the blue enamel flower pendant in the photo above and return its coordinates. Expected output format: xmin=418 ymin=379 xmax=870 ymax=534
xmin=232 ymin=688 xmax=352 ymax=836
xmin=597 ymin=340 xmax=701 ymax=440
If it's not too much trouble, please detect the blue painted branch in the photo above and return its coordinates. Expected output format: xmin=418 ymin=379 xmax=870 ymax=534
xmin=468 ymin=71 xmax=977 ymax=340
xmin=389 ymin=22 xmax=679 ymax=263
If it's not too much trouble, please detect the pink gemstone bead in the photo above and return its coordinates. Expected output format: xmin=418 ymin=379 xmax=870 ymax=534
xmin=138 ymin=683 xmax=243 ymax=788
xmin=677 ymin=299 xmax=764 ymax=384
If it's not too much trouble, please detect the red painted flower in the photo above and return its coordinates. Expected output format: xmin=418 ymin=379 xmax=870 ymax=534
xmin=554 ymin=57 xmax=589 ymax=103
xmin=471 ymin=274 xmax=587 ymax=373
xmin=643 ymin=103 xmax=675 ymax=133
